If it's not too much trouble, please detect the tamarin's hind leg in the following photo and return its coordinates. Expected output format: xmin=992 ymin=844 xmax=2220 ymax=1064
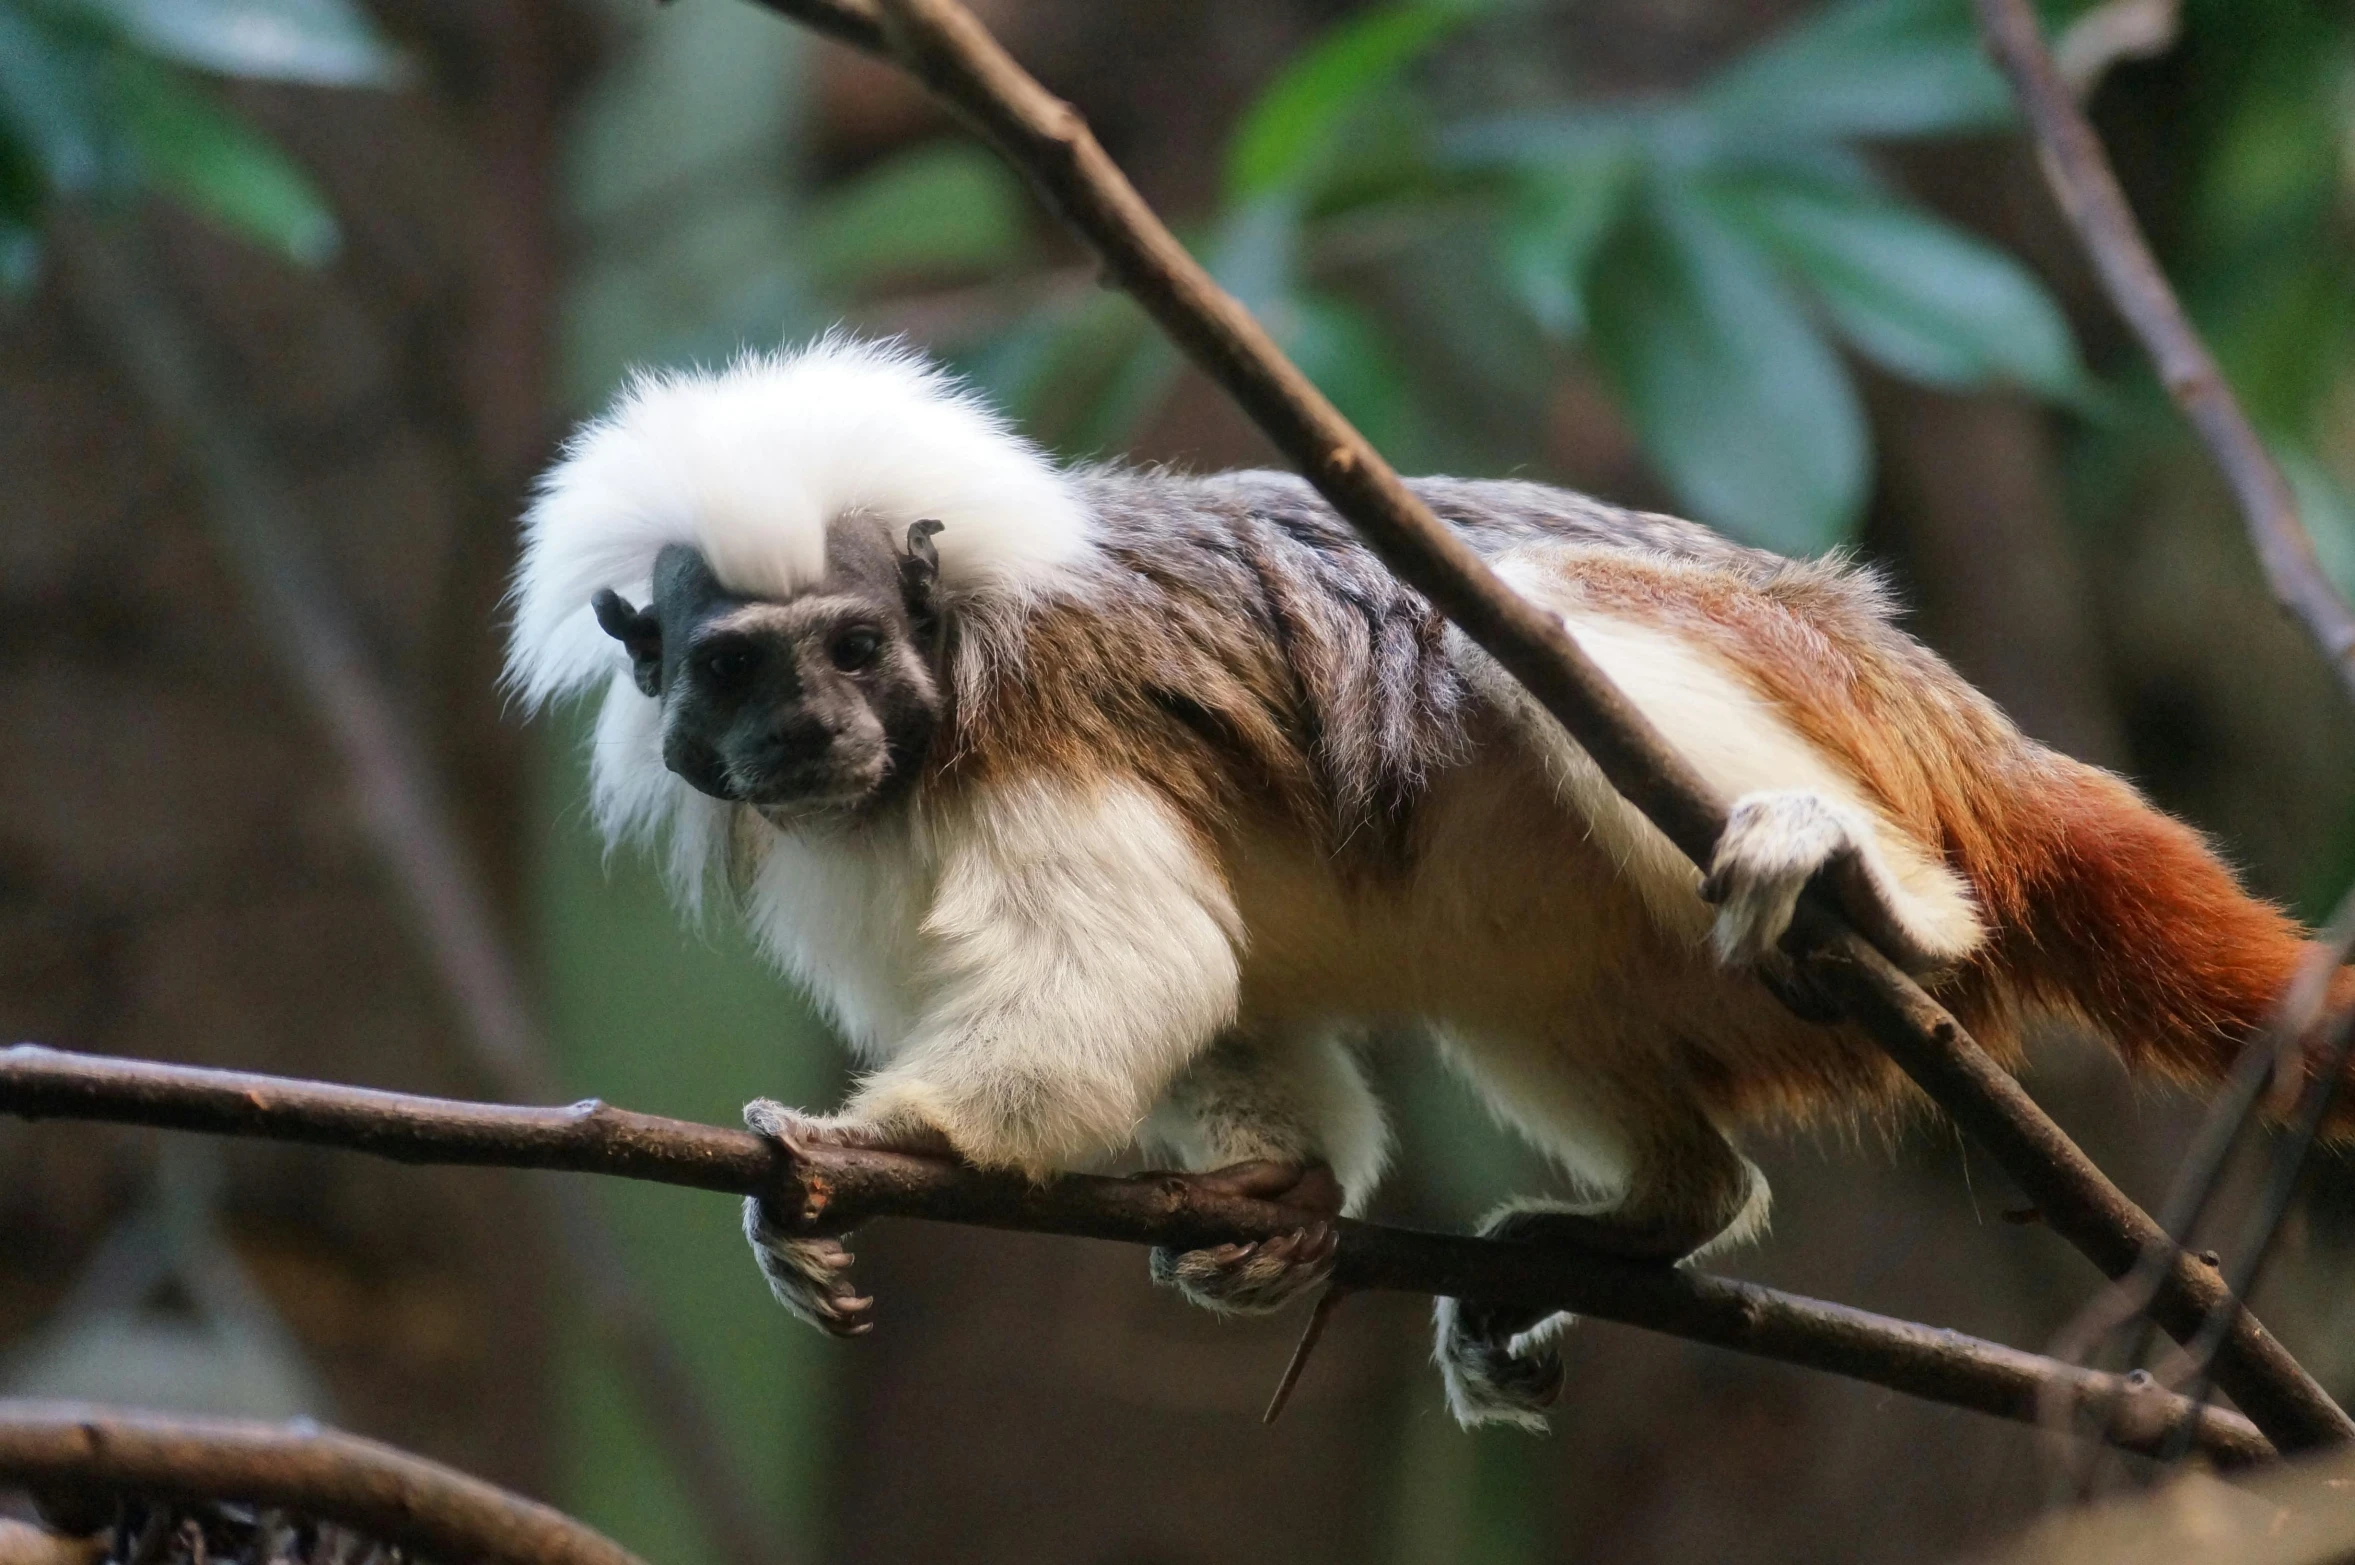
xmin=1435 ymin=1104 xmax=1767 ymax=1433
xmin=1145 ymin=1029 xmax=1390 ymax=1316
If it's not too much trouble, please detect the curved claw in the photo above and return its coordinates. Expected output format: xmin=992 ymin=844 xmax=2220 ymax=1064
xmin=1151 ymin=1220 xmax=1339 ymax=1316
xmin=743 ymin=1195 xmax=875 ymax=1336
xmin=742 ymin=1099 xmax=879 ymax=1336
xmin=745 ymin=1096 xmax=826 ymax=1154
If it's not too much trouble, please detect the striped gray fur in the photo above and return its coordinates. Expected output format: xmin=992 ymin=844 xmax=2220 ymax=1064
xmin=941 ymin=465 xmax=1859 ymax=864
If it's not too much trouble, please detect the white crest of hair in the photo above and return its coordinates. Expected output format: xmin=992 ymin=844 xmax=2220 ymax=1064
xmin=505 ymin=332 xmax=1097 ymax=904
xmin=505 ymin=331 xmax=1094 ymax=711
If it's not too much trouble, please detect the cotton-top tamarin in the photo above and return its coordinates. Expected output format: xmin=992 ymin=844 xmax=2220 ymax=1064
xmin=507 ymin=336 xmax=2348 ymax=1431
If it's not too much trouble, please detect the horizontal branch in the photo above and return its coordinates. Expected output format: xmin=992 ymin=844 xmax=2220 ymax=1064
xmin=0 ymin=1045 xmax=2267 ymax=1467
xmin=744 ymin=0 xmax=2352 ymax=1451
xmin=0 ymin=1402 xmax=644 ymax=1565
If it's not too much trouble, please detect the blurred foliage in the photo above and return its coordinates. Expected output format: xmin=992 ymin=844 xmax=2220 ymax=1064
xmin=1444 ymin=0 xmax=2088 ymax=550
xmin=793 ymin=0 xmax=2101 ymax=552
xmin=759 ymin=0 xmax=2355 ymax=567
xmin=802 ymin=140 xmax=1032 ymax=293
xmin=0 ymin=0 xmax=400 ymax=283
xmin=2114 ymin=0 xmax=2355 ymax=602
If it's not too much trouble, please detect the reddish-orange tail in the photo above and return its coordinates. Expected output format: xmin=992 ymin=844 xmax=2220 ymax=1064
xmin=1964 ymin=756 xmax=2346 ymax=1096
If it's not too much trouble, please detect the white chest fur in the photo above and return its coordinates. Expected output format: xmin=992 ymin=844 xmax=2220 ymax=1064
xmin=743 ymin=811 xmax=940 ymax=1062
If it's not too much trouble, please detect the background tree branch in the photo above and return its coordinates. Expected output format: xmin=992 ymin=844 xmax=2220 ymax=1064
xmin=0 ymin=1044 xmax=2272 ymax=1469
xmin=0 ymin=1402 xmax=645 ymax=1565
xmin=1974 ymin=0 xmax=2355 ymax=705
xmin=730 ymin=0 xmax=2353 ymax=1453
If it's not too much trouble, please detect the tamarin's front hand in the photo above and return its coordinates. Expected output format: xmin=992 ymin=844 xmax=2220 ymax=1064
xmin=739 ymin=1098 xmax=957 ymax=1335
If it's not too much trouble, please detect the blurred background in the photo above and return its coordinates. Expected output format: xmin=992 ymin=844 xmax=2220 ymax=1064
xmin=4 ymin=0 xmax=2355 ymax=1560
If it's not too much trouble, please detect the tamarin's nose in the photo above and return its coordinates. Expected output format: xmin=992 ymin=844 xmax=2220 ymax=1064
xmin=763 ymin=717 xmax=835 ymax=760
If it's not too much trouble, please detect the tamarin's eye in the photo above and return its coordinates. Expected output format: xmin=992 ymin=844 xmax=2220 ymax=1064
xmin=697 ymin=645 xmax=757 ymax=686
xmin=830 ymin=629 xmax=883 ymax=672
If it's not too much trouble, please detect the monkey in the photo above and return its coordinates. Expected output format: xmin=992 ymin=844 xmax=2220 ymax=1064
xmin=507 ymin=335 xmax=2352 ymax=1431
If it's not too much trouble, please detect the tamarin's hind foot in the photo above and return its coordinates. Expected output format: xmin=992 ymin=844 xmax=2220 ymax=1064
xmin=1435 ymin=1294 xmax=1567 ymax=1433
xmin=1434 ymin=1198 xmax=1728 ymax=1432
xmin=742 ymin=1195 xmax=875 ymax=1336
xmin=1148 ymin=1161 xmax=1344 ymax=1316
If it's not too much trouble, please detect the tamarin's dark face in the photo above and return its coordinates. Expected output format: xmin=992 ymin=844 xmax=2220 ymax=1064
xmin=592 ymin=520 xmax=946 ymax=820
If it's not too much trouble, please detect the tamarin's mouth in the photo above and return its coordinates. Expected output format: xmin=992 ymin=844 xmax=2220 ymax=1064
xmin=718 ymin=752 xmax=892 ymax=817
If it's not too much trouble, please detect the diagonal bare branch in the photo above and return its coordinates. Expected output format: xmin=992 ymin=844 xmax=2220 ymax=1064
xmin=1973 ymin=0 xmax=2355 ymax=1471
xmin=0 ymin=1044 xmax=2274 ymax=1468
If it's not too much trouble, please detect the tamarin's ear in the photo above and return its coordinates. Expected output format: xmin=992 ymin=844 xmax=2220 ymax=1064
xmin=901 ymin=518 xmax=946 ymax=634
xmin=592 ymin=588 xmax=664 ymax=697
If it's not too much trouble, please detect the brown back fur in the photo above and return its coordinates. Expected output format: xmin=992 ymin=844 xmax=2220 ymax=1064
xmin=943 ymin=468 xmax=2334 ymax=1124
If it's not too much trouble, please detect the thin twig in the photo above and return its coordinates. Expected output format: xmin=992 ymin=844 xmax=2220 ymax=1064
xmin=0 ymin=1402 xmax=646 ymax=1565
xmin=0 ymin=1045 xmax=2272 ymax=1467
xmin=2043 ymin=889 xmax=2355 ymax=1484
xmin=2157 ymin=1003 xmax=2355 ymax=1461
xmin=1975 ymin=0 xmax=2355 ymax=703
xmin=44 ymin=213 xmax=782 ymax=1565
xmin=728 ymin=0 xmax=2354 ymax=1452
xmin=2051 ymin=0 xmax=2180 ymax=96
xmin=1261 ymin=1287 xmax=1346 ymax=1426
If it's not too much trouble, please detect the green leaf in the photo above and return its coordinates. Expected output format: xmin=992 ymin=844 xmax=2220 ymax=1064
xmin=1496 ymin=153 xmax=1634 ymax=336
xmin=972 ymin=289 xmax=1175 ymax=456
xmin=1283 ymin=289 xmax=1413 ymax=452
xmin=803 ymin=141 xmax=1029 ymax=291
xmin=1586 ymin=181 xmax=1869 ymax=552
xmin=0 ymin=118 xmax=45 ymax=217
xmin=1438 ymin=105 xmax=1647 ymax=173
xmin=1710 ymin=174 xmax=2087 ymax=398
xmin=90 ymin=0 xmax=404 ymax=86
xmin=1700 ymin=0 xmax=2014 ymax=142
xmin=2195 ymin=81 xmax=2340 ymax=256
xmin=109 ymin=55 xmax=337 ymax=263
xmin=0 ymin=4 xmax=121 ymax=191
xmin=1444 ymin=101 xmax=1882 ymax=190
xmin=1207 ymin=191 xmax=1303 ymax=310
xmin=1227 ymin=0 xmax=1481 ymax=200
